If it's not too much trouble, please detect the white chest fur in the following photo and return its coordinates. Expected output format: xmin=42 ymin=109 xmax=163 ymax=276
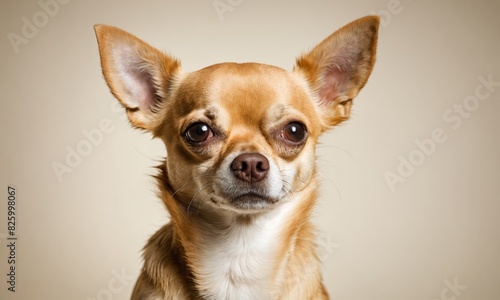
xmin=195 ymin=203 xmax=294 ymax=300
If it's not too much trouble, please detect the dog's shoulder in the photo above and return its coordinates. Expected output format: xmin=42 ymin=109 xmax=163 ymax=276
xmin=132 ymin=224 xmax=200 ymax=300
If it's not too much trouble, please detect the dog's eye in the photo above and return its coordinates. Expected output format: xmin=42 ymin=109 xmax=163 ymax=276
xmin=185 ymin=122 xmax=214 ymax=143
xmin=282 ymin=122 xmax=307 ymax=144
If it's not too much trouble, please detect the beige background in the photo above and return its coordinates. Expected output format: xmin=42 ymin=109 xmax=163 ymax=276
xmin=1 ymin=0 xmax=499 ymax=299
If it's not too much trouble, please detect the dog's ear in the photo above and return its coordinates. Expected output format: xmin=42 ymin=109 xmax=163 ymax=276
xmin=94 ymin=25 xmax=181 ymax=132
xmin=294 ymin=16 xmax=379 ymax=130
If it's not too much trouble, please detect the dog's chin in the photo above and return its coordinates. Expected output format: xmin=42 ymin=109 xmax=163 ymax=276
xmin=212 ymin=193 xmax=280 ymax=214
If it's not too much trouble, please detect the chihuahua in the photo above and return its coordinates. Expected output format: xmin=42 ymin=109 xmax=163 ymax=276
xmin=95 ymin=15 xmax=379 ymax=300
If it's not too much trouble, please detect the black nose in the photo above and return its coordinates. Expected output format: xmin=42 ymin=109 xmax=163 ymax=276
xmin=231 ymin=153 xmax=270 ymax=183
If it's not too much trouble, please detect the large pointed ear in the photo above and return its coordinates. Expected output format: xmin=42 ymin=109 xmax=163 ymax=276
xmin=94 ymin=24 xmax=181 ymax=131
xmin=294 ymin=16 xmax=379 ymax=129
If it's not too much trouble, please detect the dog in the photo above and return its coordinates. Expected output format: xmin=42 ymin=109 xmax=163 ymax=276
xmin=94 ymin=15 xmax=379 ymax=300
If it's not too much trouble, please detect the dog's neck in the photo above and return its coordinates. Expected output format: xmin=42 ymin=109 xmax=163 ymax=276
xmin=192 ymin=204 xmax=295 ymax=299
xmin=157 ymin=164 xmax=320 ymax=299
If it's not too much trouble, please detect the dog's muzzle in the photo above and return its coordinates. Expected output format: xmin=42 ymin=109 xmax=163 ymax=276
xmin=213 ymin=152 xmax=283 ymax=212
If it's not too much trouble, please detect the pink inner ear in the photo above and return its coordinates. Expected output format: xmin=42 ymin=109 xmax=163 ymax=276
xmin=118 ymin=59 xmax=158 ymax=112
xmin=317 ymin=61 xmax=351 ymax=106
xmin=129 ymin=69 xmax=157 ymax=111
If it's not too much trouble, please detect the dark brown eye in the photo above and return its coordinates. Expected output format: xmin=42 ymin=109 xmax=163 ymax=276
xmin=282 ymin=122 xmax=307 ymax=144
xmin=185 ymin=122 xmax=214 ymax=144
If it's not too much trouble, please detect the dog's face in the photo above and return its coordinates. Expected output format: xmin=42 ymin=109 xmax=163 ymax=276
xmin=95 ymin=16 xmax=379 ymax=214
xmin=161 ymin=63 xmax=321 ymax=213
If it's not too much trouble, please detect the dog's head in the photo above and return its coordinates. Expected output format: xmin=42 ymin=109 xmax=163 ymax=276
xmin=95 ymin=16 xmax=378 ymax=215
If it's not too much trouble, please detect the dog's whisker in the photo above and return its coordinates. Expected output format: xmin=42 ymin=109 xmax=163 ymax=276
xmin=316 ymin=169 xmax=342 ymax=200
xmin=316 ymin=144 xmax=355 ymax=160
xmin=186 ymin=181 xmax=214 ymax=214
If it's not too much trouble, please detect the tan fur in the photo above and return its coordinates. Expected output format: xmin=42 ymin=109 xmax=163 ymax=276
xmin=94 ymin=15 xmax=379 ymax=300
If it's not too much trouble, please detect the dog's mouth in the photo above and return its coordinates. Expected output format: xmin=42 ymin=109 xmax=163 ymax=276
xmin=232 ymin=192 xmax=277 ymax=206
xmin=212 ymin=191 xmax=279 ymax=212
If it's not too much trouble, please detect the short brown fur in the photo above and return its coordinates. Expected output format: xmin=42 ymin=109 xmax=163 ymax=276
xmin=94 ymin=15 xmax=379 ymax=300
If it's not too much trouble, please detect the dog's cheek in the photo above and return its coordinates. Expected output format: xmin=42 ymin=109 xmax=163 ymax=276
xmin=194 ymin=159 xmax=219 ymax=193
xmin=164 ymin=144 xmax=201 ymax=193
xmin=165 ymin=155 xmax=190 ymax=192
xmin=289 ymin=148 xmax=316 ymax=192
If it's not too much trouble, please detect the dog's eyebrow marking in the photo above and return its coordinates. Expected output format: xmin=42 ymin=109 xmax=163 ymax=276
xmin=204 ymin=106 xmax=218 ymax=120
xmin=268 ymin=103 xmax=287 ymax=123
